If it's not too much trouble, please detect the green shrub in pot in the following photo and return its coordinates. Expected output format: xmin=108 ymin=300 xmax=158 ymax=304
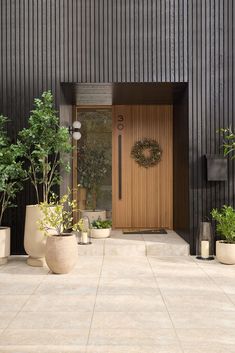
xmin=211 ymin=205 xmax=235 ymax=264
xmin=0 ymin=115 xmax=25 ymax=264
xmin=38 ymin=189 xmax=80 ymax=274
xmin=90 ymin=219 xmax=112 ymax=239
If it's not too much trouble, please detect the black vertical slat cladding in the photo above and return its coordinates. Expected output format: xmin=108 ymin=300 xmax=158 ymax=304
xmin=1 ymin=0 xmax=235 ymax=254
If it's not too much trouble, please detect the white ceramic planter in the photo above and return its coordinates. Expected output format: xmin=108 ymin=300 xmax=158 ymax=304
xmin=0 ymin=227 xmax=10 ymax=265
xmin=45 ymin=234 xmax=78 ymax=274
xmin=24 ymin=205 xmax=47 ymax=267
xmin=216 ymin=240 xmax=235 ymax=265
xmin=91 ymin=228 xmax=111 ymax=239
xmin=81 ymin=210 xmax=106 ymax=223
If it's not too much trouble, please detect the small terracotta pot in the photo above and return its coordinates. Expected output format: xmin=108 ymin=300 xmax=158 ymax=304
xmin=216 ymin=240 xmax=235 ymax=265
xmin=45 ymin=233 xmax=78 ymax=274
xmin=0 ymin=227 xmax=10 ymax=265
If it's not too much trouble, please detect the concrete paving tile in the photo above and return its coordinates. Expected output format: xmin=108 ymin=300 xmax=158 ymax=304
xmin=164 ymin=293 xmax=235 ymax=312
xmin=34 ymin=277 xmax=99 ymax=295
xmin=22 ymin=295 xmax=95 ymax=312
xmin=92 ymin=311 xmax=173 ymax=329
xmin=88 ymin=328 xmax=178 ymax=346
xmin=176 ymin=328 xmax=235 ymax=345
xmin=0 ymin=312 xmax=17 ymax=329
xmin=98 ymin=277 xmax=159 ymax=295
xmin=0 ymin=275 xmax=45 ymax=295
xmin=0 ymin=256 xmax=49 ymax=275
xmin=0 ymin=329 xmax=89 ymax=345
xmin=157 ymin=277 xmax=223 ymax=296
xmin=170 ymin=310 xmax=235 ymax=328
xmin=0 ymin=295 xmax=30 ymax=312
xmin=95 ymin=294 xmax=167 ymax=312
xmin=9 ymin=311 xmax=92 ymax=329
xmin=0 ymin=347 xmax=86 ymax=353
xmin=101 ymin=257 xmax=152 ymax=277
xmin=87 ymin=344 xmax=183 ymax=353
xmin=69 ymin=256 xmax=103 ymax=277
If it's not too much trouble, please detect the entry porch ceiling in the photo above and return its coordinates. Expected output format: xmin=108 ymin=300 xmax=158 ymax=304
xmin=61 ymin=82 xmax=188 ymax=106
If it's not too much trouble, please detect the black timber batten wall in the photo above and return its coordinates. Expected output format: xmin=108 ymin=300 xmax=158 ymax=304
xmin=0 ymin=0 xmax=234 ymax=254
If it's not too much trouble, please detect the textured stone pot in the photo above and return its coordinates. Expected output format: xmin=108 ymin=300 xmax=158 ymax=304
xmin=24 ymin=205 xmax=46 ymax=267
xmin=45 ymin=233 xmax=78 ymax=274
xmin=81 ymin=210 xmax=106 ymax=223
xmin=91 ymin=228 xmax=111 ymax=239
xmin=216 ymin=240 xmax=235 ymax=265
xmin=0 ymin=227 xmax=10 ymax=265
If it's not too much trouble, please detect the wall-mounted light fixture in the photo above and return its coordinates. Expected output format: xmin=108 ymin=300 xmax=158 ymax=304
xmin=69 ymin=121 xmax=82 ymax=140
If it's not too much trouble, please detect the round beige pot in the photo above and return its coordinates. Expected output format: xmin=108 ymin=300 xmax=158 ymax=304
xmin=81 ymin=210 xmax=106 ymax=223
xmin=0 ymin=227 xmax=10 ymax=265
xmin=45 ymin=233 xmax=78 ymax=274
xmin=91 ymin=228 xmax=111 ymax=239
xmin=216 ymin=240 xmax=235 ymax=265
xmin=24 ymin=205 xmax=46 ymax=267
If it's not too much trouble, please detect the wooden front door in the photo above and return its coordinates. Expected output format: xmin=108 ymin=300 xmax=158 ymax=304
xmin=112 ymin=105 xmax=173 ymax=229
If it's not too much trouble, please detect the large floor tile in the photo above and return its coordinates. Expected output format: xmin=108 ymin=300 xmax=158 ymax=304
xmin=104 ymin=244 xmax=146 ymax=256
xmin=157 ymin=277 xmax=222 ymax=296
xmin=0 ymin=275 xmax=45 ymax=295
xmin=95 ymin=294 xmax=166 ymax=312
xmin=69 ymin=256 xmax=103 ymax=277
xmin=34 ymin=277 xmax=99 ymax=295
xmin=9 ymin=311 xmax=92 ymax=329
xmin=0 ymin=257 xmax=49 ymax=275
xmin=0 ymin=312 xmax=17 ymax=329
xmin=98 ymin=277 xmax=159 ymax=295
xmin=87 ymin=344 xmax=183 ymax=353
xmin=176 ymin=328 xmax=235 ymax=345
xmin=101 ymin=257 xmax=152 ymax=277
xmin=170 ymin=310 xmax=235 ymax=328
xmin=164 ymin=293 xmax=235 ymax=312
xmin=0 ymin=329 xmax=89 ymax=345
xmin=0 ymin=347 xmax=86 ymax=353
xmin=0 ymin=295 xmax=30 ymax=312
xmin=182 ymin=343 xmax=235 ymax=353
xmin=92 ymin=311 xmax=172 ymax=329
xmin=211 ymin=276 xmax=235 ymax=294
xmin=22 ymin=295 xmax=95 ymax=312
xmin=78 ymin=240 xmax=104 ymax=256
xmin=88 ymin=328 xmax=178 ymax=345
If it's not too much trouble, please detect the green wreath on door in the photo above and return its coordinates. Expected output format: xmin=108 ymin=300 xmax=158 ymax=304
xmin=131 ymin=138 xmax=162 ymax=168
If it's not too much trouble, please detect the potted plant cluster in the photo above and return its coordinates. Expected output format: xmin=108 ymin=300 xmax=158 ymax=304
xmin=91 ymin=219 xmax=112 ymax=239
xmin=211 ymin=205 xmax=235 ymax=264
xmin=77 ymin=144 xmax=110 ymax=222
xmin=0 ymin=115 xmax=25 ymax=265
xmin=38 ymin=189 xmax=80 ymax=274
xmin=16 ymin=90 xmax=72 ymax=266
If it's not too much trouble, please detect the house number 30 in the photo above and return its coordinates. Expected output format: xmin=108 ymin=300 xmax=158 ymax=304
xmin=117 ymin=115 xmax=125 ymax=130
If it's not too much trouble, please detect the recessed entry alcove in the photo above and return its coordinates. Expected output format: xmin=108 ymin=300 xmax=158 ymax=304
xmin=60 ymin=82 xmax=189 ymax=245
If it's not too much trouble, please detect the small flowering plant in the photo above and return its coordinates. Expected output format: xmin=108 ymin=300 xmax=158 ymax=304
xmin=38 ymin=189 xmax=81 ymax=236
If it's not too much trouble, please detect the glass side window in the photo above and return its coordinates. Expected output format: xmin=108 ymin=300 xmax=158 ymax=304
xmin=76 ymin=109 xmax=112 ymax=218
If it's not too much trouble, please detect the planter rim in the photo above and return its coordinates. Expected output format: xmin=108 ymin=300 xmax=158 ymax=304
xmin=49 ymin=233 xmax=75 ymax=237
xmin=82 ymin=209 xmax=106 ymax=212
xmin=0 ymin=226 xmax=10 ymax=230
xmin=26 ymin=204 xmax=40 ymax=208
xmin=92 ymin=227 xmax=111 ymax=230
xmin=217 ymin=240 xmax=235 ymax=245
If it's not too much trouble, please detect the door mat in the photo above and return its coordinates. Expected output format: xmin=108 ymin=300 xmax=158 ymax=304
xmin=123 ymin=229 xmax=167 ymax=234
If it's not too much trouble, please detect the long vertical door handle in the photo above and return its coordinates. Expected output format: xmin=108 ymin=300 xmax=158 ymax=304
xmin=118 ymin=134 xmax=122 ymax=200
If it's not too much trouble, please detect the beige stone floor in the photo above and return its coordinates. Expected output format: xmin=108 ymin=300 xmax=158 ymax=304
xmin=0 ymin=253 xmax=235 ymax=352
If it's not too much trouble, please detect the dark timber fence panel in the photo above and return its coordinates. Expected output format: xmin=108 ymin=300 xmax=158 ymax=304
xmin=0 ymin=0 xmax=234 ymax=254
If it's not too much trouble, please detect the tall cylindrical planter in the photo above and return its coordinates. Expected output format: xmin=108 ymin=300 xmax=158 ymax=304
xmin=0 ymin=227 xmax=10 ymax=265
xmin=24 ymin=205 xmax=46 ymax=267
xmin=45 ymin=234 xmax=78 ymax=274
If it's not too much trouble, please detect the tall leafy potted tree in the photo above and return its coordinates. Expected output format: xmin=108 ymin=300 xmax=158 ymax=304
xmin=211 ymin=205 xmax=235 ymax=264
xmin=17 ymin=91 xmax=72 ymax=266
xmin=78 ymin=144 xmax=110 ymax=222
xmin=0 ymin=115 xmax=25 ymax=264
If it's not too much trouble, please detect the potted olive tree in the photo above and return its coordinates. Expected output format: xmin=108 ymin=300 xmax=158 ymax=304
xmin=17 ymin=91 xmax=72 ymax=267
xmin=38 ymin=190 xmax=80 ymax=274
xmin=211 ymin=205 xmax=235 ymax=264
xmin=0 ymin=115 xmax=25 ymax=264
xmin=78 ymin=144 xmax=110 ymax=222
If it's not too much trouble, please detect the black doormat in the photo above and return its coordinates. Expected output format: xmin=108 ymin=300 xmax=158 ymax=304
xmin=123 ymin=229 xmax=167 ymax=234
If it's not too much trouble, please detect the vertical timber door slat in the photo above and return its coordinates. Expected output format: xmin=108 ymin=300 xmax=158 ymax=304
xmin=112 ymin=105 xmax=173 ymax=229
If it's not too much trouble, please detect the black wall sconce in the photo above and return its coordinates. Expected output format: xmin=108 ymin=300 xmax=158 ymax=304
xmin=206 ymin=155 xmax=228 ymax=181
